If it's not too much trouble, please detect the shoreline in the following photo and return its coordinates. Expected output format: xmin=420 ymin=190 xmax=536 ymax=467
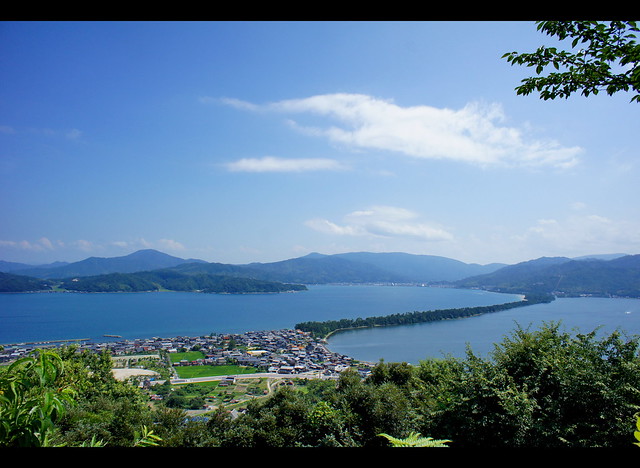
xmin=3 ymin=289 xmax=637 ymax=349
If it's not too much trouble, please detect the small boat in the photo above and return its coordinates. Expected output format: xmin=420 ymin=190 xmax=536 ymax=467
xmin=103 ymin=334 xmax=122 ymax=338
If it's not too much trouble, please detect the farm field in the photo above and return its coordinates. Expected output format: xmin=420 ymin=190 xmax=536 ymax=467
xmin=174 ymin=364 xmax=261 ymax=379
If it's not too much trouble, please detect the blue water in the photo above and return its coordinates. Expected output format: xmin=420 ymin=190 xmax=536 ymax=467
xmin=0 ymin=285 xmax=520 ymax=344
xmin=1 ymin=286 xmax=638 ymax=364
xmin=328 ymin=296 xmax=640 ymax=363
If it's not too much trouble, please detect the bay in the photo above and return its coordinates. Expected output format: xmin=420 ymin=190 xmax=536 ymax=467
xmin=0 ymin=285 xmax=519 ymax=345
xmin=327 ymin=296 xmax=640 ymax=364
xmin=1 ymin=286 xmax=638 ymax=366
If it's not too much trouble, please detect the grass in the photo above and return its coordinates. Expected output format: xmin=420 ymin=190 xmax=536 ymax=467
xmin=174 ymin=364 xmax=261 ymax=379
xmin=168 ymin=351 xmax=206 ymax=363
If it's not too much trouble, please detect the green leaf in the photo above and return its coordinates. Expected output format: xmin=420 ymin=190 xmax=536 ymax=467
xmin=378 ymin=432 xmax=451 ymax=447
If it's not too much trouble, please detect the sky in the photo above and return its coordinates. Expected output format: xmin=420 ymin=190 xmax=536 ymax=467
xmin=1 ymin=21 xmax=639 ymax=266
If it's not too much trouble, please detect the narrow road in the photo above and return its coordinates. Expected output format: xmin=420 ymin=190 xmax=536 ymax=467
xmin=170 ymin=371 xmax=330 ymax=385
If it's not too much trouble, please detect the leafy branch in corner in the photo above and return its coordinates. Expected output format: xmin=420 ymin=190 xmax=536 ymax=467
xmin=503 ymin=21 xmax=640 ymax=102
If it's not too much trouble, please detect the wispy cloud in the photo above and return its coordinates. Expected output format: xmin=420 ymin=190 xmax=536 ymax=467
xmin=306 ymin=205 xmax=453 ymax=242
xmin=0 ymin=237 xmax=56 ymax=251
xmin=65 ymin=128 xmax=82 ymax=140
xmin=0 ymin=237 xmax=187 ymax=255
xmin=157 ymin=238 xmax=186 ymax=251
xmin=518 ymin=213 xmax=640 ymax=255
xmin=71 ymin=239 xmax=95 ymax=252
xmin=225 ymin=156 xmax=347 ymax=173
xmin=222 ymin=93 xmax=582 ymax=169
xmin=0 ymin=125 xmax=83 ymax=140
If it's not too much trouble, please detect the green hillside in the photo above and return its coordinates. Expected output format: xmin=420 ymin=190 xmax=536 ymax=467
xmin=455 ymin=255 xmax=640 ymax=297
xmin=0 ymin=272 xmax=53 ymax=292
xmin=57 ymin=270 xmax=307 ymax=294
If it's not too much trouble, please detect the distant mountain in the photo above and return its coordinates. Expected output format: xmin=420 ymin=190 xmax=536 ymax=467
xmin=10 ymin=249 xmax=207 ymax=279
xmin=458 ymin=256 xmax=573 ymax=286
xmin=165 ymin=254 xmax=400 ymax=284
xmin=166 ymin=252 xmax=502 ymax=284
xmin=167 ymin=261 xmax=266 ymax=278
xmin=0 ymin=260 xmax=34 ymax=273
xmin=240 ymin=254 xmax=406 ymax=284
xmin=455 ymin=255 xmax=640 ymax=297
xmin=330 ymin=252 xmax=506 ymax=282
xmin=0 ymin=260 xmax=69 ymax=273
xmin=3 ymin=249 xmax=636 ymax=294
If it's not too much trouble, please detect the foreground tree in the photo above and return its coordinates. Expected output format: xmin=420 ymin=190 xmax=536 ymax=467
xmin=415 ymin=322 xmax=640 ymax=447
xmin=52 ymin=348 xmax=155 ymax=447
xmin=0 ymin=346 xmax=160 ymax=447
xmin=503 ymin=21 xmax=640 ymax=102
xmin=0 ymin=351 xmax=76 ymax=446
xmin=3 ymin=322 xmax=638 ymax=447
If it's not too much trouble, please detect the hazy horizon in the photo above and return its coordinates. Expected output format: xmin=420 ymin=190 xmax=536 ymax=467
xmin=1 ymin=246 xmax=633 ymax=269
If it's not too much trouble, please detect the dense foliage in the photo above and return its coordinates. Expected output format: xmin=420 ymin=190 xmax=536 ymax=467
xmin=0 ymin=272 xmax=53 ymax=293
xmin=2 ymin=321 xmax=639 ymax=448
xmin=503 ymin=21 xmax=640 ymax=102
xmin=295 ymin=294 xmax=554 ymax=338
xmin=56 ymin=271 xmax=307 ymax=294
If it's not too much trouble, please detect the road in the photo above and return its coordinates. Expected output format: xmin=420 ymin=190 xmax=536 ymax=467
xmin=170 ymin=371 xmax=331 ymax=385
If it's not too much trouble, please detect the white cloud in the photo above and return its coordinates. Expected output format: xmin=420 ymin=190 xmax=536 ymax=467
xmin=217 ymin=97 xmax=261 ymax=112
xmin=305 ymin=219 xmax=364 ymax=236
xmin=0 ymin=237 xmax=188 ymax=256
xmin=157 ymin=238 xmax=186 ymax=251
xmin=306 ymin=205 xmax=453 ymax=242
xmin=0 ymin=237 xmax=55 ymax=251
xmin=223 ymin=93 xmax=582 ymax=169
xmin=72 ymin=239 xmax=94 ymax=252
xmin=38 ymin=237 xmax=54 ymax=249
xmin=225 ymin=156 xmax=347 ymax=173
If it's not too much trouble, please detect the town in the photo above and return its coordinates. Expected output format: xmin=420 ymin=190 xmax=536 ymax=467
xmin=0 ymin=328 xmax=373 ymax=380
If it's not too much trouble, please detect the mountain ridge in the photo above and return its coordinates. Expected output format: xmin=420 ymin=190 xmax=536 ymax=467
xmin=455 ymin=254 xmax=640 ymax=297
xmin=7 ymin=249 xmax=207 ymax=279
xmin=1 ymin=249 xmax=636 ymax=296
xmin=0 ymin=249 xmax=511 ymax=283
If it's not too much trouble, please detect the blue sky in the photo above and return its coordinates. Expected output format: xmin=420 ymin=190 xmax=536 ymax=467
xmin=1 ymin=21 xmax=639 ymax=266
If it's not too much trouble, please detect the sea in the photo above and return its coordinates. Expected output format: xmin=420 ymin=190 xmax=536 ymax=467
xmin=1 ymin=284 xmax=639 ymax=363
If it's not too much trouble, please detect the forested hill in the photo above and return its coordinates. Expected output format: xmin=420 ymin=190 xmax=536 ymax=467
xmin=0 ymin=269 xmax=307 ymax=294
xmin=0 ymin=272 xmax=54 ymax=293
xmin=454 ymin=254 xmax=640 ymax=297
xmin=57 ymin=270 xmax=307 ymax=294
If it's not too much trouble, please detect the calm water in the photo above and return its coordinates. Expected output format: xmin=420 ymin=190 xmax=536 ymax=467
xmin=0 ymin=285 xmax=520 ymax=344
xmin=1 ymin=285 xmax=638 ymax=364
xmin=328 ymin=296 xmax=640 ymax=363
